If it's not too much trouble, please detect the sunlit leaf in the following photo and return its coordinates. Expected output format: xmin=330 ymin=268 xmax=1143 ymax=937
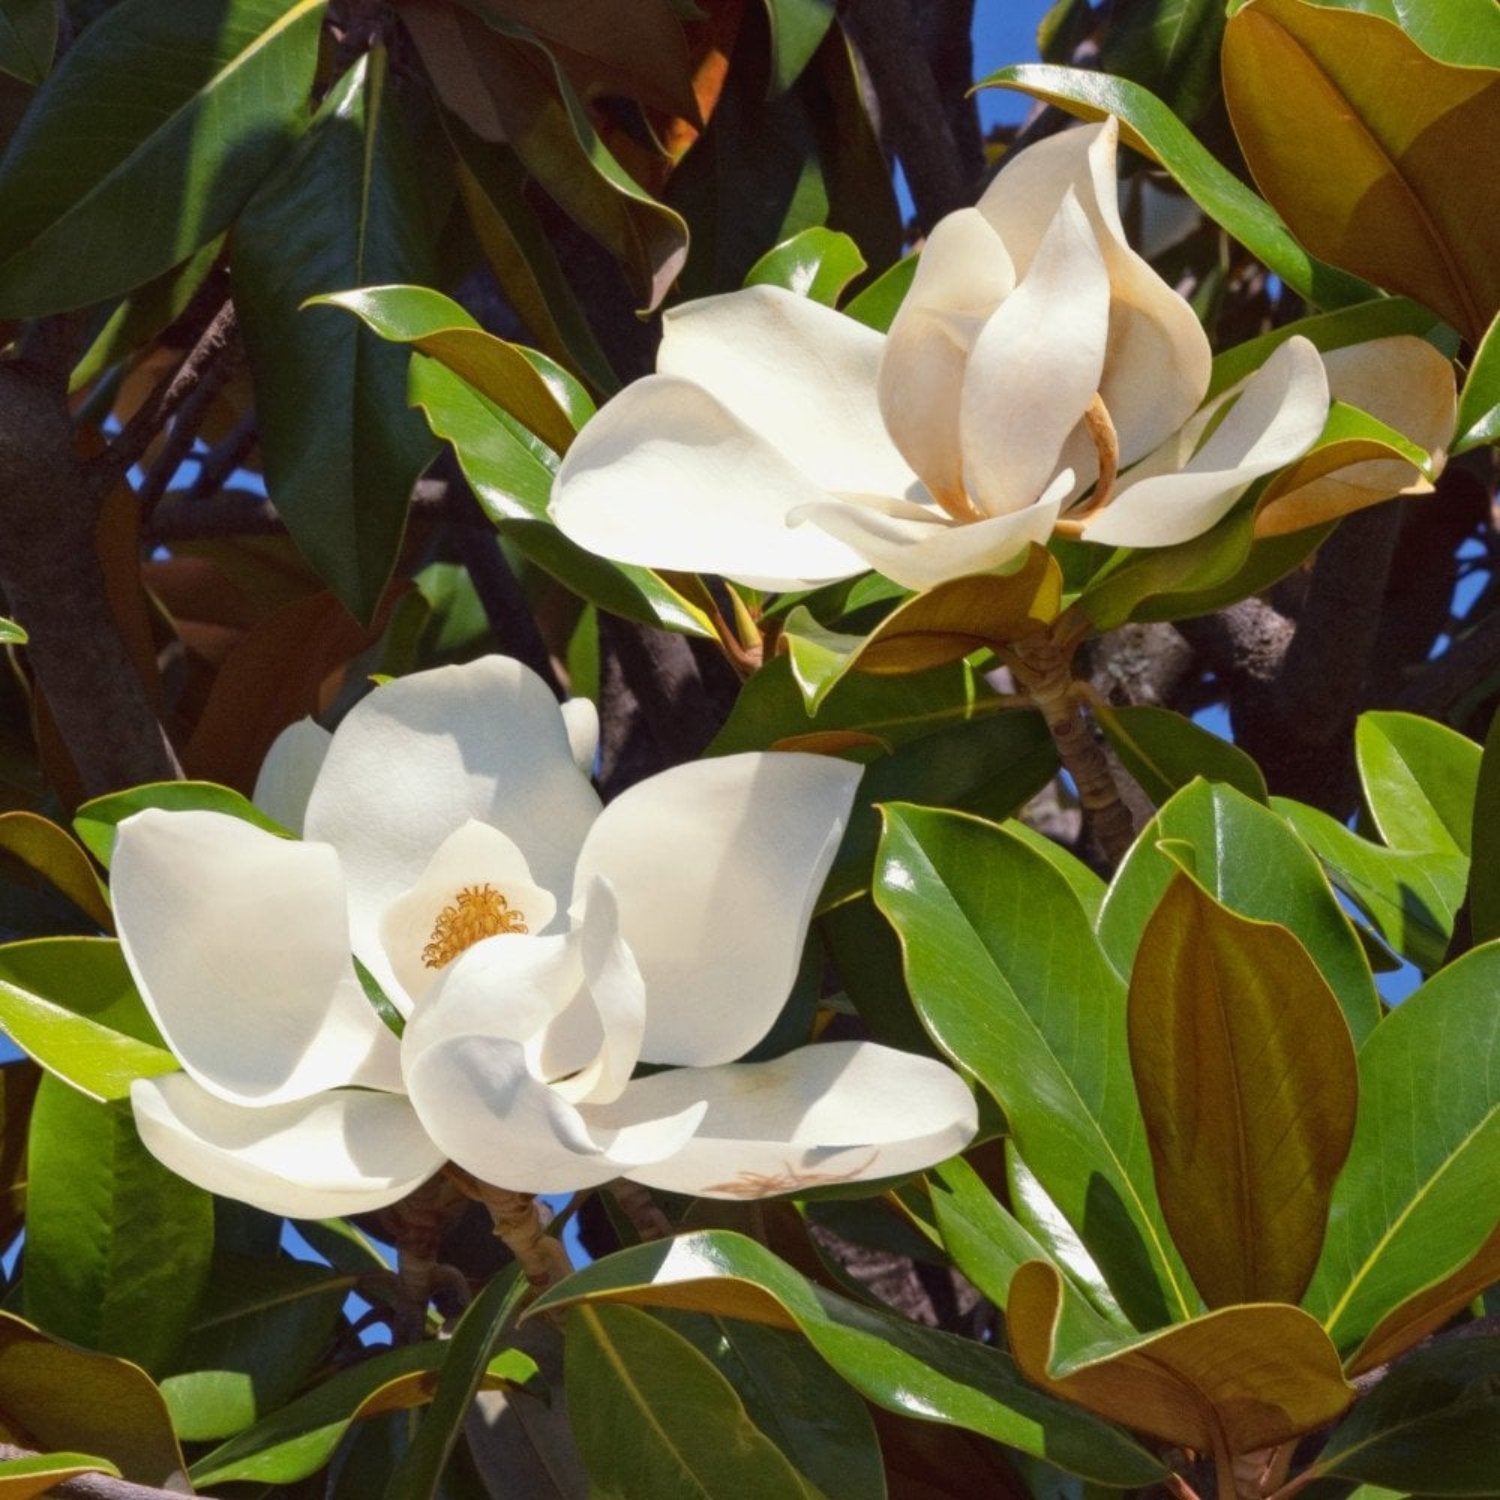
xmin=1355 ymin=711 xmax=1481 ymax=856
xmin=745 ymin=226 xmax=866 ymax=305
xmin=0 ymin=811 xmax=111 ymax=928
xmin=1454 ymin=311 xmax=1500 ymax=453
xmin=1095 ymin=703 xmax=1268 ymax=806
xmin=0 ymin=1452 xmax=120 ymax=1498
xmin=74 ymin=781 xmax=289 ymax=869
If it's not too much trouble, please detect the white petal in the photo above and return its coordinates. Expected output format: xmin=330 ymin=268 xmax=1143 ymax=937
xmin=795 ymin=478 xmax=1067 ymax=593
xmin=302 ymin=658 xmax=601 ymax=1000
xmin=560 ymin=697 xmax=600 ymax=777
xmin=591 ymin=1041 xmax=978 ymax=1199
xmin=252 ymin=719 xmax=331 ymax=834
xmin=658 ymin=285 xmax=918 ymax=498
xmin=878 ymin=208 xmax=1016 ymax=508
xmin=112 ymin=810 xmax=402 ymax=1106
xmin=1082 ymin=335 xmax=1330 ymax=548
xmin=960 ymin=191 xmax=1110 ymax=518
xmin=378 ymin=819 xmax=557 ymax=1011
xmin=403 ymin=1033 xmax=705 ymax=1194
xmin=130 ymin=1074 xmax=444 ymax=1219
xmin=572 ymin=753 xmax=861 ymax=1067
xmin=551 ymin=374 xmax=871 ymax=591
xmin=977 ymin=118 xmax=1210 ymax=467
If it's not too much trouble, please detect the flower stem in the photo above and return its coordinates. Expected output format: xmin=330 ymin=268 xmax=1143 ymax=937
xmin=485 ymin=1187 xmax=574 ymax=1289
xmin=379 ymin=1175 xmax=459 ymax=1343
xmin=610 ymin=1178 xmax=674 ymax=1242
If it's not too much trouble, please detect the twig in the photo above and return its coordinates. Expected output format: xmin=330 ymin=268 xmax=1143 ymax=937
xmin=609 ymin=1179 xmax=674 ymax=1242
xmin=134 ymin=337 xmax=244 ymax=524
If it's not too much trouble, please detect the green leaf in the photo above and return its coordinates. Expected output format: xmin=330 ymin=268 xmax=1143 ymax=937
xmin=1471 ymin=708 xmax=1500 ymax=946
xmin=0 ymin=936 xmax=176 ymax=1101
xmin=745 ymin=226 xmax=866 ymax=304
xmin=310 ymin=283 xmax=587 ymax=456
xmin=24 ymin=1074 xmax=214 ymax=1375
xmin=0 ymin=615 xmax=25 ymax=645
xmin=232 ymin=49 xmax=439 ymax=624
xmin=1290 ymin=0 xmax=1500 ymax=68
xmin=761 ymin=0 xmax=838 ymax=94
xmin=74 ymin=779 xmax=289 ymax=868
xmin=874 ymin=805 xmax=1196 ymax=1330
xmin=1311 ymin=1333 xmax=1500 ymax=1492
xmin=0 ymin=0 xmax=56 ymax=84
xmin=651 ymin=1310 xmax=886 ymax=1500
xmin=979 ymin=63 xmax=1375 ymax=309
xmin=190 ymin=1340 xmax=538 ymax=1487
xmin=566 ymin=1303 xmax=827 ymax=1499
xmin=0 ymin=1453 xmax=120 ymax=1497
xmin=0 ymin=1310 xmax=187 ymax=1489
xmin=1100 ymin=0 xmax=1226 ymax=126
xmin=1128 ymin=875 xmax=1358 ymax=1307
xmin=160 ymin=1253 xmax=354 ymax=1441
xmin=407 ymin=355 xmax=713 ymax=637
xmin=1223 ymin=0 xmax=1500 ymax=343
xmin=528 ymin=1231 xmax=1168 ymax=1486
xmin=1095 ymin=703 xmax=1268 ymax=806
xmin=1454 ymin=310 xmax=1500 ymax=453
xmin=0 ymin=809 xmax=112 ymax=928
xmin=0 ymin=0 xmax=324 ymax=317
xmin=381 ymin=1267 xmax=527 ymax=1500
xmin=1273 ymin=796 xmax=1466 ymax=974
xmin=1302 ymin=941 xmax=1500 ymax=1358
xmin=1356 ymin=711 xmax=1481 ymax=856
xmin=842 ymin=254 xmax=916 ymax=332
xmin=1097 ymin=780 xmax=1382 ymax=1045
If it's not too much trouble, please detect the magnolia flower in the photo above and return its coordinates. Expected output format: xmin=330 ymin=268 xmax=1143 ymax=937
xmin=119 ymin=657 xmax=975 ymax=1215
xmin=550 ymin=118 xmax=1335 ymax=591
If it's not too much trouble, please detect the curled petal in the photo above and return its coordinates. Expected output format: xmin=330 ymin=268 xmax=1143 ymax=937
xmin=1082 ymin=336 xmax=1330 ymax=548
xmin=379 ymin=819 xmax=556 ymax=1011
xmin=960 ymin=191 xmax=1110 ymax=518
xmin=551 ymin=374 xmax=870 ymax=591
xmin=403 ymin=1033 xmax=705 ymax=1194
xmin=252 ymin=719 xmax=331 ymax=834
xmin=130 ymin=1074 xmax=444 ymax=1219
xmin=113 ymin=810 xmax=401 ymax=1106
xmin=879 ymin=208 xmax=1016 ymax=507
xmin=977 ymin=118 xmax=1211 ymax=470
xmin=561 ymin=697 xmax=600 ymax=778
xmin=572 ymin=752 xmax=861 ymax=1068
xmin=302 ymin=657 xmax=600 ymax=996
xmin=658 ymin=285 xmax=917 ymax=498
xmin=590 ymin=1041 xmax=978 ymax=1199
xmin=795 ymin=477 xmax=1068 ymax=593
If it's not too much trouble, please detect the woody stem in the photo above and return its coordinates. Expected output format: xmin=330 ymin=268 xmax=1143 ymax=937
xmin=610 ymin=1179 xmax=674 ymax=1242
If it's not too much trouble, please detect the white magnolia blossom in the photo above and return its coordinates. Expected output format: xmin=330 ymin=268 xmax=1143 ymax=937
xmin=549 ymin=117 xmax=1448 ymax=591
xmin=119 ymin=657 xmax=976 ymax=1216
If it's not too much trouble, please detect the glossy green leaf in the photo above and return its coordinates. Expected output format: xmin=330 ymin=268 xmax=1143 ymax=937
xmin=1454 ymin=310 xmax=1500 ymax=453
xmin=1097 ymin=780 xmax=1382 ymax=1044
xmin=529 ymin=1231 xmax=1168 ymax=1486
xmin=0 ymin=1311 xmax=187 ymax=1489
xmin=979 ymin=63 xmax=1374 ymax=309
xmin=1273 ymin=796 xmax=1465 ymax=973
xmin=874 ymin=804 xmax=1195 ymax=1330
xmin=381 ymin=1267 xmax=527 ymax=1500
xmin=160 ymin=1253 xmax=354 ymax=1442
xmin=233 ymin=50 xmax=439 ymax=624
xmin=1291 ymin=0 xmax=1500 ymax=68
xmin=1101 ymin=0 xmax=1225 ymax=125
xmin=0 ymin=0 xmax=324 ymax=317
xmin=24 ymin=1075 xmax=213 ymax=1375
xmin=745 ymin=226 xmax=866 ymax=305
xmin=1312 ymin=1333 xmax=1500 ymax=1492
xmin=1303 ymin=942 xmax=1500 ymax=1358
xmin=1470 ymin=708 xmax=1500 ymax=946
xmin=0 ymin=809 xmax=112 ymax=928
xmin=566 ymin=1304 xmax=825 ymax=1499
xmin=0 ymin=936 xmax=175 ymax=1101
xmin=190 ymin=1341 xmax=538 ymax=1487
xmin=74 ymin=779 xmax=289 ymax=868
xmin=1129 ymin=875 xmax=1357 ymax=1307
xmin=1223 ymin=0 xmax=1500 ymax=343
xmin=310 ymin=283 xmax=586 ymax=455
xmin=1356 ymin=711 xmax=1481 ymax=856
xmin=1096 ymin=703 xmax=1268 ymax=806
xmin=842 ymin=254 xmax=917 ymax=331
xmin=407 ymin=355 xmax=713 ymax=637
xmin=0 ymin=0 xmax=55 ymax=84
xmin=0 ymin=1453 xmax=120 ymax=1497
xmin=652 ymin=1309 xmax=886 ymax=1500
xmin=1007 ymin=1261 xmax=1353 ymax=1455
xmin=762 ymin=0 xmax=838 ymax=93
xmin=0 ymin=615 xmax=24 ymax=645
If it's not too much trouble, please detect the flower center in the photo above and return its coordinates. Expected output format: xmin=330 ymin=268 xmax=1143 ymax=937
xmin=423 ymin=884 xmax=528 ymax=969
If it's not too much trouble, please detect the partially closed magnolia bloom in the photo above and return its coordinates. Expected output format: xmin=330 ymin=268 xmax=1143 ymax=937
xmin=121 ymin=657 xmax=976 ymax=1213
xmin=550 ymin=118 xmax=1340 ymax=591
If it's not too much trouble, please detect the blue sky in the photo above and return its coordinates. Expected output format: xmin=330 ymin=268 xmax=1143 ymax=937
xmin=971 ymin=0 xmax=1053 ymax=127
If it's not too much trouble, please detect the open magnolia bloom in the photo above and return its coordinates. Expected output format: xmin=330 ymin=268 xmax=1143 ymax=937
xmin=551 ymin=118 xmax=1451 ymax=592
xmin=120 ymin=657 xmax=976 ymax=1213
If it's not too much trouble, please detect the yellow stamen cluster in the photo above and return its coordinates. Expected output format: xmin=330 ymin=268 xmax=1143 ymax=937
xmin=423 ymin=884 xmax=528 ymax=969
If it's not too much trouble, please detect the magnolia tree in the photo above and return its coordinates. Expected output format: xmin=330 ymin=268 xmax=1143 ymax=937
xmin=0 ymin=1 xmax=1495 ymax=1498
